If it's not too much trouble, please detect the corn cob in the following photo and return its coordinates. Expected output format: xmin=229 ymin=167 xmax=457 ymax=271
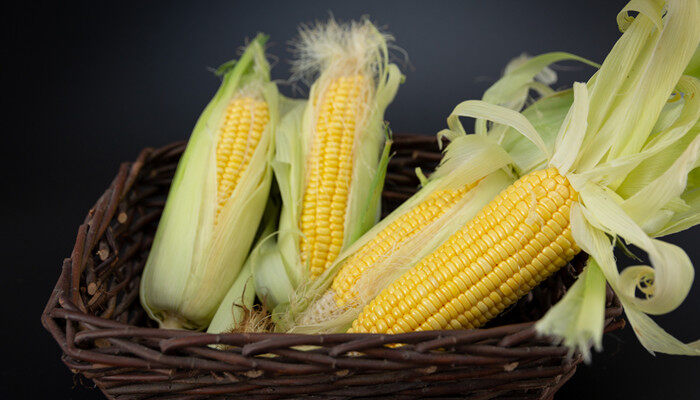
xmin=288 ymin=20 xmax=400 ymax=281
xmin=140 ymin=35 xmax=280 ymax=330
xmin=256 ymin=18 xmax=403 ymax=314
xmin=350 ymin=167 xmax=579 ymax=333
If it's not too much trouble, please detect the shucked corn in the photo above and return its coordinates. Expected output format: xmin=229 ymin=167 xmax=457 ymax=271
xmin=351 ymin=168 xmax=579 ymax=333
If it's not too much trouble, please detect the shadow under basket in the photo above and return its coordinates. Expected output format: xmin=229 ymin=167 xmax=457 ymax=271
xmin=42 ymin=134 xmax=624 ymax=400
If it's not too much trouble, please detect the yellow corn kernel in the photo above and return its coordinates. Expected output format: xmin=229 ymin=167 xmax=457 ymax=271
xmin=331 ymin=181 xmax=480 ymax=306
xmin=301 ymin=74 xmax=368 ymax=279
xmin=350 ymin=167 xmax=580 ymax=333
xmin=215 ymin=97 xmax=269 ymax=220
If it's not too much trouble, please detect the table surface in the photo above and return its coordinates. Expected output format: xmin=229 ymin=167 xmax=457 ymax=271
xmin=3 ymin=0 xmax=698 ymax=398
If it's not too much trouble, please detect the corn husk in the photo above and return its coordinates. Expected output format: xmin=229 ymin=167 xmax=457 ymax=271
xmin=207 ymin=197 xmax=281 ymax=334
xmin=526 ymin=0 xmax=700 ymax=358
xmin=254 ymin=101 xmax=305 ymax=310
xmin=140 ymin=35 xmax=280 ymax=330
xmin=206 ymin=259 xmax=256 ymax=335
xmin=255 ymin=18 xmax=403 ymax=315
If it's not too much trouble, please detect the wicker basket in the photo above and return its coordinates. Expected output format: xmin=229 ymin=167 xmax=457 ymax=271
xmin=42 ymin=134 xmax=624 ymax=399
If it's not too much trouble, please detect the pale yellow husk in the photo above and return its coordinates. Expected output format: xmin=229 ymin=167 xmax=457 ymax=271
xmin=140 ymin=35 xmax=280 ymax=330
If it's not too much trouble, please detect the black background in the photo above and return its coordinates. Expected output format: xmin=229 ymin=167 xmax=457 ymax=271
xmin=3 ymin=1 xmax=698 ymax=398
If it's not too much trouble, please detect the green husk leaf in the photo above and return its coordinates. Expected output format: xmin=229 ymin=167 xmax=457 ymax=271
xmin=549 ymin=82 xmax=589 ymax=174
xmin=622 ymin=134 xmax=700 ymax=233
xmin=447 ymin=100 xmax=550 ymax=159
xmin=652 ymin=165 xmax=700 ymax=236
xmin=615 ymin=236 xmax=643 ymax=262
xmin=254 ymin=236 xmax=295 ymax=311
xmin=683 ymin=45 xmax=700 ymax=78
xmin=561 ymin=197 xmax=700 ymax=355
xmin=535 ymin=258 xmax=607 ymax=362
xmin=477 ymin=52 xmax=598 ymax=135
xmin=353 ymin=127 xmax=393 ymax=244
xmin=208 ymin=193 xmax=281 ymax=333
xmin=502 ymin=89 xmax=575 ymax=174
xmin=572 ymin=185 xmax=694 ymax=315
xmin=534 ymin=0 xmax=700 ymax=356
xmin=206 ymin=260 xmax=255 ymax=334
xmin=273 ymin=99 xmax=309 ymax=292
xmin=615 ymin=76 xmax=700 ymax=199
xmin=578 ymin=0 xmax=699 ymax=172
xmin=622 ymin=302 xmax=700 ymax=355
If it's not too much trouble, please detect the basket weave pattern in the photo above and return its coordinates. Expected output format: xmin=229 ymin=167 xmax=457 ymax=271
xmin=42 ymin=134 xmax=624 ymax=399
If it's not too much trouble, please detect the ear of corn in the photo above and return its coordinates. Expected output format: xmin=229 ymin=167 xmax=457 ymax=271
xmin=290 ymin=18 xmax=402 ymax=280
xmin=446 ymin=0 xmax=700 ymax=357
xmin=140 ymin=35 xmax=280 ymax=330
xmin=256 ymin=19 xmax=403 ymax=316
xmin=300 ymin=73 xmax=372 ymax=278
xmin=350 ymin=167 xmax=579 ymax=333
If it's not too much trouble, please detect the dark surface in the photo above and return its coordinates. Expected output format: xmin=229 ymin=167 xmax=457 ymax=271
xmin=2 ymin=0 xmax=697 ymax=398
